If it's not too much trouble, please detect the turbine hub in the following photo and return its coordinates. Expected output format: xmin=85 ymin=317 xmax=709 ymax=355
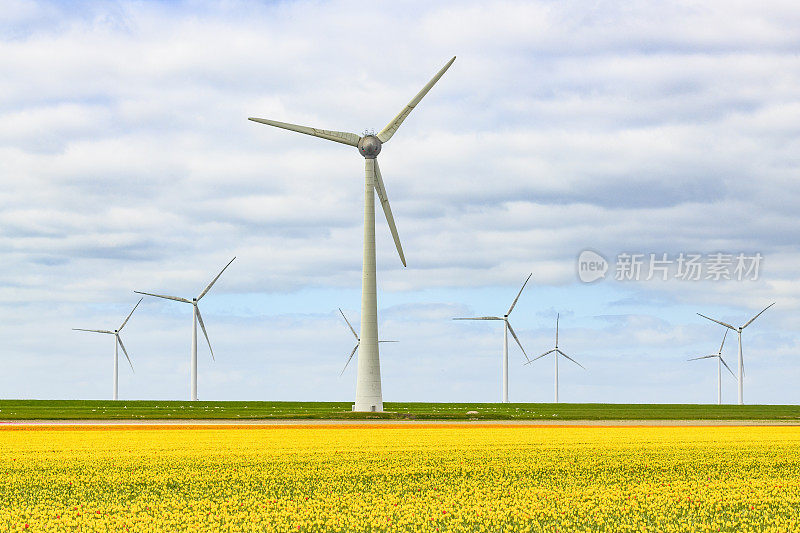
xmin=357 ymin=135 xmax=382 ymax=159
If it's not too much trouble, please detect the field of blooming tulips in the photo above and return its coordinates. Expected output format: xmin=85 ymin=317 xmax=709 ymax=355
xmin=1 ymin=425 xmax=799 ymax=531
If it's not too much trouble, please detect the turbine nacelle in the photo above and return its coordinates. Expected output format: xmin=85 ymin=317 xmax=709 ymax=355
xmin=357 ymin=135 xmax=382 ymax=159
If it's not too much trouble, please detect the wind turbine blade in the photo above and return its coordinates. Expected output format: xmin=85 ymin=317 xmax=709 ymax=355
xmin=718 ymin=329 xmax=728 ymax=354
xmin=453 ymin=316 xmax=503 ymax=321
xmin=506 ymin=273 xmax=532 ymax=316
xmin=119 ymin=298 xmax=143 ymax=331
xmin=197 ymin=257 xmax=236 ymax=301
xmin=72 ymin=328 xmax=114 ymax=335
xmin=372 ymin=159 xmax=406 ymax=266
xmin=116 ymin=335 xmax=134 ymax=373
xmin=697 ymin=313 xmax=736 ymax=331
xmin=742 ymin=302 xmax=775 ymax=329
xmin=555 ymin=313 xmax=559 ymax=347
xmin=525 ymin=349 xmax=555 ymax=365
xmin=376 ymin=56 xmax=456 ymax=143
xmin=134 ymin=291 xmax=191 ymax=304
xmin=340 ymin=344 xmax=359 ymax=376
xmin=688 ymin=355 xmax=719 ymax=361
xmin=505 ymin=321 xmax=529 ymax=361
xmin=378 ymin=340 xmax=399 ymax=343
xmin=248 ymin=117 xmax=360 ymax=147
xmin=557 ymin=349 xmax=585 ymax=370
xmin=338 ymin=308 xmax=359 ymax=340
xmin=720 ymin=356 xmax=736 ymax=377
xmin=195 ymin=306 xmax=215 ymax=361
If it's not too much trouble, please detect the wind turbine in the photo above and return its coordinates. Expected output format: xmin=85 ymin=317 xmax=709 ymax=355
xmin=73 ymin=298 xmax=142 ymax=400
xmin=525 ymin=313 xmax=585 ymax=403
xmin=249 ymin=57 xmax=455 ymax=412
xmin=337 ymin=308 xmax=397 ymax=376
xmin=688 ymin=330 xmax=735 ymax=405
xmin=697 ymin=302 xmax=774 ymax=405
xmin=135 ymin=257 xmax=235 ymax=401
xmin=453 ymin=273 xmax=532 ymax=403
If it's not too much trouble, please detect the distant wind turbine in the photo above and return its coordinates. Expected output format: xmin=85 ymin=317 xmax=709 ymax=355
xmin=525 ymin=313 xmax=585 ymax=403
xmin=338 ymin=308 xmax=397 ymax=376
xmin=688 ymin=330 xmax=735 ymax=405
xmin=697 ymin=302 xmax=775 ymax=405
xmin=453 ymin=273 xmax=532 ymax=403
xmin=250 ymin=57 xmax=455 ymax=412
xmin=73 ymin=298 xmax=142 ymax=400
xmin=135 ymin=257 xmax=235 ymax=401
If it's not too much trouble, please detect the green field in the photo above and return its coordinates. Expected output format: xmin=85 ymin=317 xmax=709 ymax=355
xmin=0 ymin=400 xmax=799 ymax=420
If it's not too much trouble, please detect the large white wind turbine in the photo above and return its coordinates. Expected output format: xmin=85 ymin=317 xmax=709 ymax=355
xmin=249 ymin=57 xmax=455 ymax=411
xmin=525 ymin=314 xmax=585 ymax=403
xmin=73 ymin=298 xmax=142 ymax=400
xmin=688 ymin=330 xmax=735 ymax=405
xmin=453 ymin=273 xmax=532 ymax=403
xmin=135 ymin=257 xmax=235 ymax=401
xmin=337 ymin=308 xmax=397 ymax=376
xmin=697 ymin=302 xmax=775 ymax=405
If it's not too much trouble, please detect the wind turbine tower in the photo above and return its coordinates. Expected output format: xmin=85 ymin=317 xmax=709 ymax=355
xmin=453 ymin=273 xmax=532 ymax=403
xmin=250 ymin=57 xmax=455 ymax=411
xmin=73 ymin=298 xmax=142 ymax=400
xmin=697 ymin=302 xmax=774 ymax=405
xmin=135 ymin=257 xmax=235 ymax=401
xmin=688 ymin=330 xmax=735 ymax=405
xmin=526 ymin=313 xmax=585 ymax=403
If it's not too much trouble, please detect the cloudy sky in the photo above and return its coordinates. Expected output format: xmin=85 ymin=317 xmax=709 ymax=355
xmin=2 ymin=0 xmax=799 ymax=404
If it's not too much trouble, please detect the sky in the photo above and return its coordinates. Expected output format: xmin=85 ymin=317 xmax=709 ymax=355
xmin=1 ymin=0 xmax=799 ymax=404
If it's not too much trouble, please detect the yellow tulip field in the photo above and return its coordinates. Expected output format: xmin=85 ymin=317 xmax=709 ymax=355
xmin=1 ymin=424 xmax=798 ymax=531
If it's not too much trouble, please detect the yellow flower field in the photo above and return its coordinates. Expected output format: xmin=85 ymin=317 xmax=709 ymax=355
xmin=1 ymin=424 xmax=799 ymax=532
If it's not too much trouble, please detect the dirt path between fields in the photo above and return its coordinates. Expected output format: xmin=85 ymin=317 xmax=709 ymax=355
xmin=2 ymin=419 xmax=799 ymax=427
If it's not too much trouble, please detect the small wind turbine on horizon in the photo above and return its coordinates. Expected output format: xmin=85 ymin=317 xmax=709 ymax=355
xmin=73 ymin=297 xmax=142 ymax=400
xmin=697 ymin=302 xmax=774 ymax=405
xmin=688 ymin=330 xmax=735 ymax=405
xmin=526 ymin=313 xmax=585 ymax=403
xmin=249 ymin=57 xmax=456 ymax=412
xmin=338 ymin=308 xmax=397 ymax=376
xmin=453 ymin=273 xmax=532 ymax=403
xmin=135 ymin=257 xmax=235 ymax=401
